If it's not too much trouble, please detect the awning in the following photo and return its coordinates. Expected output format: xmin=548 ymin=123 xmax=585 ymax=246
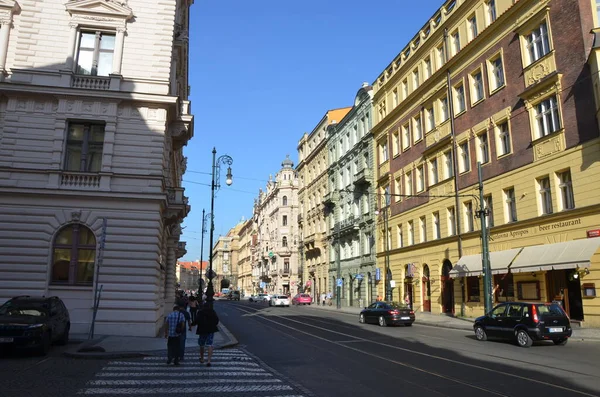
xmin=449 ymin=248 xmax=523 ymax=278
xmin=509 ymin=238 xmax=600 ymax=273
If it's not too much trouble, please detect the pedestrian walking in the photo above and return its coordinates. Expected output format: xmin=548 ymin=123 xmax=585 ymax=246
xmin=194 ymin=303 xmax=219 ymax=367
xmin=164 ymin=305 xmax=185 ymax=366
xmin=178 ymin=306 xmax=192 ymax=361
xmin=189 ymin=296 xmax=198 ymax=323
xmin=321 ymin=293 xmax=326 ymax=306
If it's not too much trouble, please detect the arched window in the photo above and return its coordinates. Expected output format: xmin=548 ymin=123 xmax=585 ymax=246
xmin=282 ymin=236 xmax=288 ymax=247
xmin=52 ymin=224 xmax=96 ymax=285
xmin=282 ymin=196 xmax=288 ymax=206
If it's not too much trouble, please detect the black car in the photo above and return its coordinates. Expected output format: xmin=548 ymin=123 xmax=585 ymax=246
xmin=0 ymin=296 xmax=70 ymax=355
xmin=473 ymin=302 xmax=572 ymax=347
xmin=359 ymin=302 xmax=415 ymax=327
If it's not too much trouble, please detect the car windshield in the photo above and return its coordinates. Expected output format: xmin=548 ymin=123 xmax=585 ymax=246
xmin=277 ymin=295 xmax=288 ymax=299
xmin=535 ymin=303 xmax=565 ymax=317
xmin=385 ymin=302 xmax=410 ymax=310
xmin=0 ymin=302 xmax=48 ymax=317
xmin=300 ymin=294 xmax=310 ymax=298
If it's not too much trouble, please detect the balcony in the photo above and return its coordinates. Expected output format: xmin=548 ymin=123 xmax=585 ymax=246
xmin=334 ymin=215 xmax=359 ymax=234
xmin=297 ymin=214 xmax=303 ymax=224
xmin=170 ymin=100 xmax=193 ymax=149
xmin=353 ymin=168 xmax=372 ymax=186
xmin=164 ymin=187 xmax=190 ymax=224
xmin=60 ymin=172 xmax=100 ymax=189
xmin=71 ymin=75 xmax=110 ymax=90
xmin=176 ymin=241 xmax=187 ymax=258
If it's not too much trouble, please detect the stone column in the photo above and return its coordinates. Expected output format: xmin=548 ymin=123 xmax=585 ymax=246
xmin=65 ymin=23 xmax=78 ymax=71
xmin=112 ymin=27 xmax=126 ymax=75
xmin=165 ymin=240 xmax=178 ymax=315
xmin=0 ymin=20 xmax=12 ymax=74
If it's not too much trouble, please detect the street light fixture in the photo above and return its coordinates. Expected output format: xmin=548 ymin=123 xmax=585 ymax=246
xmin=206 ymin=147 xmax=233 ymax=308
xmin=198 ymin=209 xmax=212 ymax=298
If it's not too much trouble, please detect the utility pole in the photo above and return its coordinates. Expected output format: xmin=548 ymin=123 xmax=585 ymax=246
xmin=336 ymin=220 xmax=341 ymax=309
xmin=384 ymin=192 xmax=392 ymax=301
xmin=477 ymin=163 xmax=492 ymax=313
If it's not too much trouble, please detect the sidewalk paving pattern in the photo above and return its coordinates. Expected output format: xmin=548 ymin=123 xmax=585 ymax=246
xmin=77 ymin=348 xmax=308 ymax=396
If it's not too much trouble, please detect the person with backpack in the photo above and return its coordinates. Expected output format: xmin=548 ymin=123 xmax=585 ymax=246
xmin=164 ymin=305 xmax=185 ymax=365
xmin=194 ymin=303 xmax=219 ymax=367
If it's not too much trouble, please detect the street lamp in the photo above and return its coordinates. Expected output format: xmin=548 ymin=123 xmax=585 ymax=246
xmin=206 ymin=147 xmax=233 ymax=308
xmin=383 ymin=191 xmax=392 ymax=302
xmin=198 ymin=209 xmax=212 ymax=298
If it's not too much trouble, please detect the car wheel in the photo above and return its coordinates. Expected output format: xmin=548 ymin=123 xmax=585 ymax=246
xmin=516 ymin=329 xmax=533 ymax=348
xmin=57 ymin=324 xmax=70 ymax=346
xmin=378 ymin=316 xmax=387 ymax=327
xmin=38 ymin=332 xmax=51 ymax=356
xmin=404 ymin=323 xmax=413 ymax=327
xmin=474 ymin=325 xmax=487 ymax=341
xmin=553 ymin=338 xmax=568 ymax=346
xmin=359 ymin=314 xmax=365 ymax=324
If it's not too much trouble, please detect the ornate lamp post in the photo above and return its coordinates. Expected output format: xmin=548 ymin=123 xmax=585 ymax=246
xmin=206 ymin=147 xmax=233 ymax=308
xmin=198 ymin=209 xmax=212 ymax=299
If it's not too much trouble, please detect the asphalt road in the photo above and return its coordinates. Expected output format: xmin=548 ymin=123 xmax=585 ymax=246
xmin=218 ymin=300 xmax=600 ymax=397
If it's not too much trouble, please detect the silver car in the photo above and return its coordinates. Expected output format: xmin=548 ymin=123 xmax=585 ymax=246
xmin=269 ymin=295 xmax=290 ymax=307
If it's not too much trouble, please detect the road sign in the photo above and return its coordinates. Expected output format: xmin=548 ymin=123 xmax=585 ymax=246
xmin=336 ymin=278 xmax=343 ymax=287
xmin=355 ymin=274 xmax=364 ymax=281
xmin=375 ymin=268 xmax=381 ymax=281
xmin=268 ymin=251 xmax=274 ymax=258
xmin=205 ymin=269 xmax=217 ymax=279
xmin=260 ymin=282 xmax=266 ymax=289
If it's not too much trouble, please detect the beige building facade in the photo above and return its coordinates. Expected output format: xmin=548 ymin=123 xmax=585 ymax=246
xmin=235 ymin=219 xmax=254 ymax=297
xmin=0 ymin=0 xmax=193 ymax=336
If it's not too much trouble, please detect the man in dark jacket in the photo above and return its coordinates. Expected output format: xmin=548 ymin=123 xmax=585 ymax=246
xmin=194 ymin=303 xmax=219 ymax=366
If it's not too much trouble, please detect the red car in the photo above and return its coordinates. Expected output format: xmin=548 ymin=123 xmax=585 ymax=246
xmin=292 ymin=293 xmax=312 ymax=305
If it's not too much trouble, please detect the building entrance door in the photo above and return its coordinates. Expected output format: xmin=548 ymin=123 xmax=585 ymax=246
xmin=441 ymin=260 xmax=454 ymax=314
xmin=422 ymin=265 xmax=431 ymax=312
xmin=546 ymin=269 xmax=584 ymax=321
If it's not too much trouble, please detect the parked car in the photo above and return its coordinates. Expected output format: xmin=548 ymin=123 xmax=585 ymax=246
xmin=248 ymin=294 xmax=258 ymax=302
xmin=269 ymin=295 xmax=290 ymax=307
xmin=252 ymin=293 xmax=271 ymax=303
xmin=292 ymin=293 xmax=312 ymax=305
xmin=473 ymin=302 xmax=572 ymax=347
xmin=0 ymin=296 xmax=70 ymax=355
xmin=227 ymin=291 xmax=240 ymax=301
xmin=359 ymin=302 xmax=415 ymax=326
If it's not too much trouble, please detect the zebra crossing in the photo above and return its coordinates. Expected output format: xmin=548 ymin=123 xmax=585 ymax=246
xmin=77 ymin=348 xmax=307 ymax=396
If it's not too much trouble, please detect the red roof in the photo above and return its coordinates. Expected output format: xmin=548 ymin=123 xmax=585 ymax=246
xmin=177 ymin=261 xmax=208 ymax=271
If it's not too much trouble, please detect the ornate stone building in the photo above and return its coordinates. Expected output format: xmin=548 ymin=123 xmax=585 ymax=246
xmin=236 ymin=219 xmax=254 ymax=297
xmin=297 ymin=108 xmax=351 ymax=301
xmin=0 ymin=0 xmax=193 ymax=336
xmin=253 ymin=156 xmax=300 ymax=295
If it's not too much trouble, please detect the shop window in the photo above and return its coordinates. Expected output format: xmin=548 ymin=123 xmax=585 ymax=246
xmin=494 ymin=273 xmax=514 ymax=302
xmin=517 ymin=281 xmax=540 ymax=300
xmin=467 ymin=276 xmax=480 ymax=302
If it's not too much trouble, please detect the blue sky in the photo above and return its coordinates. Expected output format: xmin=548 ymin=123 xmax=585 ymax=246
xmin=181 ymin=0 xmax=444 ymax=261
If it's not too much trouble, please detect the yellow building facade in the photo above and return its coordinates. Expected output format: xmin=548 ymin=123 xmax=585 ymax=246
xmin=372 ymin=0 xmax=600 ymax=326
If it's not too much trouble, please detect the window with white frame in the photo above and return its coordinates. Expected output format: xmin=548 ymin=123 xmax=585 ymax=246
xmin=459 ymin=141 xmax=470 ymax=173
xmin=405 ymin=171 xmax=413 ymax=196
xmin=486 ymin=0 xmax=497 ymax=25
xmin=397 ymin=224 xmax=403 ymax=248
xmin=378 ymin=101 xmax=387 ymax=121
xmin=419 ymin=216 xmax=427 ymax=243
xmin=469 ymin=15 xmax=478 ymax=41
xmin=413 ymin=115 xmax=422 ymax=142
xmin=426 ymin=106 xmax=435 ymax=131
xmin=525 ymin=22 xmax=550 ymax=65
xmin=437 ymin=44 xmax=445 ymax=69
xmin=454 ymin=83 xmax=466 ymax=114
xmin=477 ymin=132 xmax=490 ymax=164
xmin=394 ymin=176 xmax=401 ymax=202
xmin=433 ymin=212 xmax=441 ymax=239
xmin=439 ymin=96 xmax=449 ymax=122
xmin=534 ymin=96 xmax=561 ymax=138
xmin=402 ymin=123 xmax=411 ymax=150
xmin=496 ymin=121 xmax=511 ymax=156
xmin=392 ymin=89 xmax=399 ymax=107
xmin=557 ymin=170 xmax=575 ymax=210
xmin=447 ymin=206 xmax=456 ymax=236
xmin=538 ymin=176 xmax=553 ymax=215
xmin=444 ymin=150 xmax=454 ymax=179
xmin=488 ymin=55 xmax=505 ymax=91
xmin=64 ymin=122 xmax=105 ymax=172
xmin=451 ymin=30 xmax=460 ymax=56
xmin=413 ymin=69 xmax=420 ymax=90
xmin=484 ymin=194 xmax=494 ymax=227
xmin=392 ymin=130 xmax=400 ymax=156
xmin=504 ymin=187 xmax=517 ymax=222
xmin=379 ymin=141 xmax=389 ymax=163
xmin=416 ymin=164 xmax=425 ymax=192
xmin=76 ymin=31 xmax=115 ymax=76
xmin=429 ymin=157 xmax=439 ymax=185
xmin=424 ymin=57 xmax=432 ymax=79
xmin=464 ymin=201 xmax=474 ymax=232
xmin=408 ymin=220 xmax=414 ymax=245
xmin=471 ymin=70 xmax=484 ymax=104
xmin=402 ymin=79 xmax=409 ymax=99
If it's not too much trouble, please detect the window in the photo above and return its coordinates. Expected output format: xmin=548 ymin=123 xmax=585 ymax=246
xmin=486 ymin=0 xmax=497 ymax=24
xmin=419 ymin=216 xmax=427 ymax=243
xmin=413 ymin=115 xmax=422 ymax=142
xmin=64 ymin=123 xmax=105 ymax=172
xmin=51 ymin=224 xmax=96 ymax=285
xmin=282 ymin=215 xmax=288 ymax=226
xmin=484 ymin=194 xmax=494 ymax=227
xmin=416 ymin=165 xmax=425 ymax=192
xmin=468 ymin=15 xmax=478 ymax=41
xmin=405 ymin=171 xmax=413 ymax=196
xmin=439 ymin=96 xmax=449 ymax=122
xmin=426 ymin=106 xmax=435 ymax=131
xmin=538 ymin=176 xmax=553 ymax=215
xmin=496 ymin=121 xmax=511 ymax=156
xmin=424 ymin=57 xmax=432 ymax=79
xmin=451 ymin=31 xmax=460 ymax=55
xmin=397 ymin=224 xmax=403 ymax=248
xmin=557 ymin=170 xmax=575 ymax=210
xmin=471 ymin=70 xmax=484 ymax=104
xmin=282 ymin=236 xmax=288 ymax=247
xmin=489 ymin=55 xmax=505 ymax=91
xmin=464 ymin=201 xmax=474 ymax=232
xmin=477 ymin=132 xmax=490 ymax=164
xmin=282 ymin=196 xmax=288 ymax=206
xmin=394 ymin=177 xmax=401 ymax=202
xmin=378 ymin=101 xmax=386 ymax=121
xmin=525 ymin=22 xmax=550 ymax=65
xmin=429 ymin=158 xmax=439 ymax=185
xmin=392 ymin=89 xmax=398 ymax=107
xmin=517 ymin=281 xmax=540 ymax=300
xmin=380 ymin=141 xmax=389 ymax=163
xmin=437 ymin=44 xmax=446 ymax=69
xmin=433 ymin=212 xmax=441 ymax=239
xmin=494 ymin=273 xmax=515 ymax=302
xmin=467 ymin=276 xmax=480 ymax=302
xmin=413 ymin=69 xmax=420 ymax=90
xmin=535 ymin=96 xmax=561 ymax=138
xmin=392 ymin=130 xmax=400 ymax=156
xmin=402 ymin=123 xmax=411 ymax=150
xmin=454 ymin=83 xmax=466 ymax=114
xmin=444 ymin=150 xmax=454 ymax=179
xmin=402 ymin=79 xmax=409 ymax=99
xmin=76 ymin=31 xmax=115 ymax=76
xmin=408 ymin=221 xmax=414 ymax=245
xmin=448 ymin=206 xmax=456 ymax=236
xmin=459 ymin=142 xmax=470 ymax=173
xmin=504 ymin=187 xmax=517 ymax=222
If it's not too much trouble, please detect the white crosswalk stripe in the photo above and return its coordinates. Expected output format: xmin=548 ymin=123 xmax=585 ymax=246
xmin=78 ymin=348 xmax=305 ymax=396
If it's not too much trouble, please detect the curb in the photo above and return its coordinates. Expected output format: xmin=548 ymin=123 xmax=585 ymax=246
xmin=216 ymin=322 xmax=239 ymax=349
xmin=62 ymin=350 xmax=151 ymax=359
